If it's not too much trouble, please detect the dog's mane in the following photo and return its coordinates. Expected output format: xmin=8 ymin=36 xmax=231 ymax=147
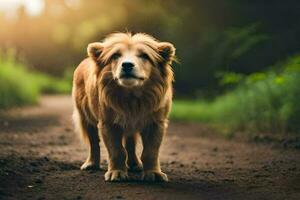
xmin=99 ymin=66 xmax=172 ymax=117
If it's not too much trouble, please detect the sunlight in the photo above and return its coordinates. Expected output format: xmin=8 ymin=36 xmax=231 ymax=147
xmin=0 ymin=0 xmax=44 ymax=17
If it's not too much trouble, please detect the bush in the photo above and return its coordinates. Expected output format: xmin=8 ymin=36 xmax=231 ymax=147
xmin=0 ymin=52 xmax=71 ymax=109
xmin=171 ymin=55 xmax=300 ymax=134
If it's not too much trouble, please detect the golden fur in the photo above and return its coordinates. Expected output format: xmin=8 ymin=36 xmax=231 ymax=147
xmin=72 ymin=32 xmax=175 ymax=182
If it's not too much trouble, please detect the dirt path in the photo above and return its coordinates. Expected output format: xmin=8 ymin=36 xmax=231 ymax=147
xmin=0 ymin=95 xmax=299 ymax=200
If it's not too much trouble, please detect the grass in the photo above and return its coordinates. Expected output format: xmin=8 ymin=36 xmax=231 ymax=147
xmin=0 ymin=52 xmax=71 ymax=109
xmin=171 ymin=55 xmax=300 ymax=134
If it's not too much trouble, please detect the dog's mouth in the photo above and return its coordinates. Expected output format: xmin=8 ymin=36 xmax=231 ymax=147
xmin=116 ymin=73 xmax=146 ymax=87
xmin=119 ymin=73 xmax=145 ymax=80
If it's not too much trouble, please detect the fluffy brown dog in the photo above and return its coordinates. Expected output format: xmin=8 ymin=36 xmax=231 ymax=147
xmin=72 ymin=32 xmax=175 ymax=182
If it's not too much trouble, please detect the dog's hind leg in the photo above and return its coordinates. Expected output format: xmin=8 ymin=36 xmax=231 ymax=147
xmin=73 ymin=109 xmax=100 ymax=170
xmin=125 ymin=134 xmax=143 ymax=172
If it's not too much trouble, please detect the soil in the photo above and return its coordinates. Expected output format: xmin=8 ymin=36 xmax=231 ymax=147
xmin=0 ymin=95 xmax=299 ymax=200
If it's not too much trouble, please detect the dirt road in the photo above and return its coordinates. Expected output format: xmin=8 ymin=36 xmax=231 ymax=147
xmin=0 ymin=96 xmax=299 ymax=200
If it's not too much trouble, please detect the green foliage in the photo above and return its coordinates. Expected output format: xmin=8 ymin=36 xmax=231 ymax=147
xmin=171 ymin=55 xmax=300 ymax=134
xmin=218 ymin=72 xmax=244 ymax=86
xmin=0 ymin=52 xmax=71 ymax=109
xmin=226 ymin=23 xmax=269 ymax=59
xmin=34 ymin=72 xmax=71 ymax=94
xmin=0 ymin=53 xmax=39 ymax=108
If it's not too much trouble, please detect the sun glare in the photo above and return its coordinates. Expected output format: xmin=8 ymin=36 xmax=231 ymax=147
xmin=0 ymin=0 xmax=44 ymax=17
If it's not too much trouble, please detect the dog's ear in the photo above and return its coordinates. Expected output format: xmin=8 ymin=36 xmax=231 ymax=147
xmin=158 ymin=42 xmax=176 ymax=64
xmin=87 ymin=42 xmax=103 ymax=61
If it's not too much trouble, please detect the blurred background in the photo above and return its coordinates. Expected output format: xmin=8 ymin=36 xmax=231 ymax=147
xmin=0 ymin=0 xmax=299 ymax=134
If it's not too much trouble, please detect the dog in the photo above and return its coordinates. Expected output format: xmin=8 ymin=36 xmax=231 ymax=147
xmin=72 ymin=32 xmax=175 ymax=182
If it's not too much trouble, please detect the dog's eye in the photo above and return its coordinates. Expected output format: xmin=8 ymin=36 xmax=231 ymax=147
xmin=138 ymin=53 xmax=150 ymax=60
xmin=111 ymin=52 xmax=121 ymax=60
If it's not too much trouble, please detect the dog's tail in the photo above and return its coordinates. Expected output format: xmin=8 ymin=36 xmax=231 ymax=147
xmin=72 ymin=107 xmax=89 ymax=144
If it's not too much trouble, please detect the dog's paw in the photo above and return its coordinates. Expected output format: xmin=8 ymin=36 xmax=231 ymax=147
xmin=142 ymin=170 xmax=168 ymax=182
xmin=105 ymin=170 xmax=128 ymax=182
xmin=80 ymin=160 xmax=99 ymax=170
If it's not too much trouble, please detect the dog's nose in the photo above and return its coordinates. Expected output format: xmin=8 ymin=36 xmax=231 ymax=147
xmin=122 ymin=62 xmax=134 ymax=73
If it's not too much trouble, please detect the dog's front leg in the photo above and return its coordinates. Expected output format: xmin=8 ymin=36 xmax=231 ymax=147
xmin=99 ymin=122 xmax=128 ymax=182
xmin=141 ymin=122 xmax=168 ymax=182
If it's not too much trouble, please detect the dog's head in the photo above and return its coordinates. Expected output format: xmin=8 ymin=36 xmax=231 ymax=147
xmin=87 ymin=33 xmax=175 ymax=87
